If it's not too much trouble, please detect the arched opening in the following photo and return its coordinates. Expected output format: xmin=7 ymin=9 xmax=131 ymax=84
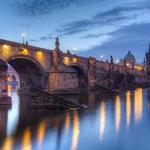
xmin=7 ymin=65 xmax=20 ymax=96
xmin=70 ymin=65 xmax=88 ymax=89
xmin=7 ymin=57 xmax=47 ymax=92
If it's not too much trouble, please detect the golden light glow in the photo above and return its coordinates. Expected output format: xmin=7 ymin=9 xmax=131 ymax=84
xmin=134 ymin=88 xmax=143 ymax=123
xmin=134 ymin=65 xmax=142 ymax=71
xmin=126 ymin=91 xmax=131 ymax=128
xmin=64 ymin=57 xmax=70 ymax=65
xmin=99 ymin=101 xmax=105 ymax=140
xmin=126 ymin=63 xmax=130 ymax=67
xmin=20 ymin=48 xmax=29 ymax=55
xmin=36 ymin=51 xmax=44 ymax=63
xmin=7 ymin=77 xmax=12 ymax=97
xmin=71 ymin=111 xmax=80 ymax=150
xmin=72 ymin=57 xmax=78 ymax=63
xmin=2 ymin=45 xmax=11 ymax=58
xmin=37 ymin=121 xmax=46 ymax=148
xmin=22 ymin=128 xmax=32 ymax=150
xmin=3 ymin=45 xmax=9 ymax=49
xmin=2 ymin=136 xmax=13 ymax=150
xmin=65 ymin=112 xmax=71 ymax=134
xmin=115 ymin=95 xmax=121 ymax=133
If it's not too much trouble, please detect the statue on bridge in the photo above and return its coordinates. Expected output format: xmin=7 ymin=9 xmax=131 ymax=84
xmin=55 ymin=37 xmax=60 ymax=51
xmin=53 ymin=37 xmax=61 ymax=65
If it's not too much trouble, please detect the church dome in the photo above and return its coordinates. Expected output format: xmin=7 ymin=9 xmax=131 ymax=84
xmin=124 ymin=51 xmax=136 ymax=64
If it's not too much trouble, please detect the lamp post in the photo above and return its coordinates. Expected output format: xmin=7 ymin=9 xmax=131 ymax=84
xmin=73 ymin=48 xmax=77 ymax=55
xmin=100 ymin=54 xmax=104 ymax=61
xmin=116 ymin=59 xmax=119 ymax=64
xmin=21 ymin=33 xmax=26 ymax=44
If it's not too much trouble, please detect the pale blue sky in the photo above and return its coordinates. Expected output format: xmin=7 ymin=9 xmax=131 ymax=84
xmin=0 ymin=0 xmax=150 ymax=62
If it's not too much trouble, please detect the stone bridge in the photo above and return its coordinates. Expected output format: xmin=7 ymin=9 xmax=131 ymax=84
xmin=0 ymin=39 xmax=147 ymax=94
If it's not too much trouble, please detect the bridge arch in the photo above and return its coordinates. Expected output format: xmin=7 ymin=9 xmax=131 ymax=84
xmin=70 ymin=63 xmax=88 ymax=88
xmin=6 ymin=55 xmax=47 ymax=92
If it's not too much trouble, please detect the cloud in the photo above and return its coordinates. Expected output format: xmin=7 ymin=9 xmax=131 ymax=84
xmin=56 ymin=5 xmax=147 ymax=36
xmin=56 ymin=19 xmax=93 ymax=36
xmin=56 ymin=2 xmax=150 ymax=39
xmin=28 ymin=33 xmax=55 ymax=43
xmin=14 ymin=0 xmax=100 ymax=17
xmin=81 ymin=33 xmax=103 ymax=39
xmin=78 ymin=23 xmax=150 ymax=62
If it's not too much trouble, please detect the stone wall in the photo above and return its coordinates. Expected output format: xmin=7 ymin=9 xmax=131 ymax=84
xmin=48 ymin=64 xmax=80 ymax=92
xmin=0 ymin=60 xmax=8 ymax=96
xmin=48 ymin=72 xmax=79 ymax=92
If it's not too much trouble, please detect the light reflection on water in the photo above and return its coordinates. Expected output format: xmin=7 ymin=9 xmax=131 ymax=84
xmin=0 ymin=88 xmax=150 ymax=150
xmin=7 ymin=92 xmax=19 ymax=136
xmin=126 ymin=91 xmax=131 ymax=129
xmin=99 ymin=101 xmax=105 ymax=140
xmin=71 ymin=111 xmax=80 ymax=150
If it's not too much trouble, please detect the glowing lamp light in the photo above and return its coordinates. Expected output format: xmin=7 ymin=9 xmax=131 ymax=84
xmin=2 ymin=45 xmax=10 ymax=57
xmin=134 ymin=65 xmax=142 ymax=71
xmin=72 ymin=57 xmax=78 ymax=63
xmin=21 ymin=48 xmax=29 ymax=55
xmin=36 ymin=51 xmax=44 ymax=62
xmin=64 ymin=57 xmax=69 ymax=65
xmin=126 ymin=63 xmax=130 ymax=67
xmin=21 ymin=32 xmax=26 ymax=44
xmin=21 ymin=33 xmax=26 ymax=37
xmin=73 ymin=48 xmax=77 ymax=55
xmin=100 ymin=55 xmax=104 ymax=61
xmin=3 ymin=45 xmax=9 ymax=49
xmin=116 ymin=59 xmax=119 ymax=64
xmin=100 ymin=55 xmax=103 ymax=58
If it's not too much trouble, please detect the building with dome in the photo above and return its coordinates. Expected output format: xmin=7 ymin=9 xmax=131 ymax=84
xmin=119 ymin=51 xmax=136 ymax=68
xmin=124 ymin=51 xmax=136 ymax=65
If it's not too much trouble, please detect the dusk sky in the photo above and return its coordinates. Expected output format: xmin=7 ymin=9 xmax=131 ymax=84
xmin=0 ymin=0 xmax=150 ymax=62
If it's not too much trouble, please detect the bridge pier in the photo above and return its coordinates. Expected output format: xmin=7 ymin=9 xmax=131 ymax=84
xmin=0 ymin=60 xmax=11 ymax=105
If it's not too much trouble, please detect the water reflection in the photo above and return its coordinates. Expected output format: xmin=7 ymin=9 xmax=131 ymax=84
xmin=99 ymin=101 xmax=105 ymax=140
xmin=65 ymin=112 xmax=71 ymax=134
xmin=7 ymin=92 xmax=19 ymax=136
xmin=37 ymin=120 xmax=46 ymax=149
xmin=115 ymin=95 xmax=121 ymax=133
xmin=134 ymin=88 xmax=143 ymax=123
xmin=22 ymin=128 xmax=32 ymax=150
xmin=7 ymin=84 xmax=11 ymax=97
xmin=71 ymin=111 xmax=80 ymax=150
xmin=0 ymin=88 xmax=149 ymax=150
xmin=2 ymin=136 xmax=13 ymax=150
xmin=0 ymin=108 xmax=8 ymax=139
xmin=126 ymin=91 xmax=131 ymax=128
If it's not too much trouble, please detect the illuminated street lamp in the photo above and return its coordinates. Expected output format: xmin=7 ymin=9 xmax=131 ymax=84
xmin=116 ymin=59 xmax=119 ymax=64
xmin=21 ymin=33 xmax=26 ymax=44
xmin=100 ymin=54 xmax=104 ymax=61
xmin=73 ymin=48 xmax=77 ymax=55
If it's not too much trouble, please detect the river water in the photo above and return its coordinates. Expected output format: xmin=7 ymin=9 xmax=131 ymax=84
xmin=0 ymin=88 xmax=150 ymax=150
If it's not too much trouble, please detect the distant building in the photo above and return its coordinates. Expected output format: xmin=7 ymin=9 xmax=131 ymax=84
xmin=119 ymin=50 xmax=136 ymax=68
xmin=124 ymin=50 xmax=136 ymax=66
xmin=146 ymin=45 xmax=150 ymax=75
